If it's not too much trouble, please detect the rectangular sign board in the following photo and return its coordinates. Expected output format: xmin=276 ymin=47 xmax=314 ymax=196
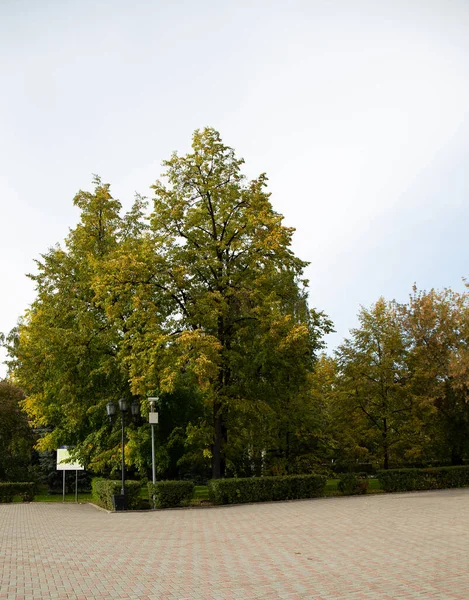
xmin=149 ymin=412 xmax=159 ymax=424
xmin=56 ymin=448 xmax=84 ymax=471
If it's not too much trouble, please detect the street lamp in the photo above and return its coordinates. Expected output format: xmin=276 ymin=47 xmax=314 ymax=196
xmin=148 ymin=397 xmax=159 ymax=484
xmin=106 ymin=398 xmax=140 ymax=510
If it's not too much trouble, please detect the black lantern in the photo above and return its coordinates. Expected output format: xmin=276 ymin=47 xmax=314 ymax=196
xmin=131 ymin=400 xmax=140 ymax=419
xmin=106 ymin=400 xmax=116 ymax=422
xmin=106 ymin=397 xmax=139 ymax=510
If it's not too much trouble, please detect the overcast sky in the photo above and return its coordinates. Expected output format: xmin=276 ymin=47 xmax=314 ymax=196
xmin=1 ymin=0 xmax=469 ymax=377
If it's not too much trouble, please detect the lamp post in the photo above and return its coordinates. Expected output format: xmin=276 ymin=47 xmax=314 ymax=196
xmin=148 ymin=397 xmax=159 ymax=484
xmin=106 ymin=398 xmax=140 ymax=510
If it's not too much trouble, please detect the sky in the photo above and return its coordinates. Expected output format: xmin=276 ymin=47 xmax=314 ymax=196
xmin=1 ymin=0 xmax=469 ymax=378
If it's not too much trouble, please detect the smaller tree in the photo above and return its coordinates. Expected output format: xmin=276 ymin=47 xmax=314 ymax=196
xmin=336 ymin=298 xmax=414 ymax=469
xmin=400 ymin=286 xmax=469 ymax=465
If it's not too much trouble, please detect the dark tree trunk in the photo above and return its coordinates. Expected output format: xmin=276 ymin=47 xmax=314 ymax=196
xmin=212 ymin=402 xmax=227 ymax=479
xmin=212 ymin=403 xmax=222 ymax=479
xmin=212 ymin=309 xmax=230 ymax=479
xmin=451 ymin=446 xmax=463 ymax=466
xmin=382 ymin=418 xmax=389 ymax=470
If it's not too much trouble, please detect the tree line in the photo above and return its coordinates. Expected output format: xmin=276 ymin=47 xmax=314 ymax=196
xmin=2 ymin=127 xmax=468 ymax=482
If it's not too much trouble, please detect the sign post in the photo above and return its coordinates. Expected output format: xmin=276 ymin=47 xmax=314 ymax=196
xmin=56 ymin=448 xmax=84 ymax=502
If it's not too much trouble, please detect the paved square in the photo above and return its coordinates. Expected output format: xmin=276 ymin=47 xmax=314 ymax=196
xmin=1 ymin=489 xmax=469 ymax=599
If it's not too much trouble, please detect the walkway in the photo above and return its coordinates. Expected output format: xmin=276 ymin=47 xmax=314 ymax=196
xmin=1 ymin=489 xmax=469 ymax=599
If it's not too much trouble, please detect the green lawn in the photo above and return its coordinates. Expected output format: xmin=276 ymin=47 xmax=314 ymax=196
xmin=324 ymin=477 xmax=383 ymax=496
xmin=14 ymin=492 xmax=92 ymax=503
xmin=194 ymin=485 xmax=209 ymax=500
xmin=23 ymin=478 xmax=382 ymax=504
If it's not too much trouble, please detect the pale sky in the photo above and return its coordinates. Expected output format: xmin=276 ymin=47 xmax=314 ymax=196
xmin=1 ymin=0 xmax=469 ymax=377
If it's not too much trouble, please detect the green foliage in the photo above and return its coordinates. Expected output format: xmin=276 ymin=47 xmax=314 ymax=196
xmin=399 ymin=287 xmax=469 ymax=466
xmin=148 ymin=480 xmax=195 ymax=508
xmin=337 ymin=472 xmax=368 ymax=495
xmin=7 ymin=132 xmax=332 ymax=481
xmin=327 ymin=288 xmax=469 ymax=471
xmin=0 ymin=483 xmax=14 ymax=503
xmin=6 ymin=178 xmax=157 ymax=477
xmin=91 ymin=478 xmax=141 ymax=510
xmin=0 ymin=482 xmax=35 ymax=503
xmin=335 ymin=298 xmax=413 ymax=470
xmin=378 ymin=466 xmax=469 ymax=492
xmin=207 ymin=474 xmax=326 ymax=505
xmin=0 ymin=381 xmax=34 ymax=482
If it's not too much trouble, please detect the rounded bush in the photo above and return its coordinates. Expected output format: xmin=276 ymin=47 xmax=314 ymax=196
xmin=338 ymin=473 xmax=368 ymax=495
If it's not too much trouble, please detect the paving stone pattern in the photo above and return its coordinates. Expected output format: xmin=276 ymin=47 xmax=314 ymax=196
xmin=1 ymin=489 xmax=469 ymax=599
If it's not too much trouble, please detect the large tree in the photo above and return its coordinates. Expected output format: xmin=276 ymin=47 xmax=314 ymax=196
xmin=9 ymin=131 xmax=332 ymax=479
xmin=101 ymin=127 xmax=332 ymax=478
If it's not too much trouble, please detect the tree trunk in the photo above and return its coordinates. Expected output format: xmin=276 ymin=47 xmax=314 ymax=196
xmin=451 ymin=445 xmax=463 ymax=466
xmin=212 ymin=311 xmax=230 ymax=479
xmin=382 ymin=418 xmax=389 ymax=470
xmin=212 ymin=403 xmax=222 ymax=479
xmin=212 ymin=402 xmax=227 ymax=479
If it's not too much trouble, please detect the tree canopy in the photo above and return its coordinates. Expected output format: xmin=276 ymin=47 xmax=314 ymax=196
xmin=8 ymin=129 xmax=333 ymax=479
xmin=6 ymin=128 xmax=469 ymax=477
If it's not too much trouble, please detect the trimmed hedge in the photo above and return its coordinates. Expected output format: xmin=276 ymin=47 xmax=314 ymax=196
xmin=148 ymin=480 xmax=195 ymax=509
xmin=208 ymin=474 xmax=327 ymax=505
xmin=378 ymin=466 xmax=469 ymax=493
xmin=338 ymin=472 xmax=368 ymax=495
xmin=91 ymin=478 xmax=142 ymax=510
xmin=0 ymin=482 xmax=36 ymax=503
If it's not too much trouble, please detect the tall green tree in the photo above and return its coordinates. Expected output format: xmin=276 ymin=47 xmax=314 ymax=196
xmin=8 ymin=177 xmax=146 ymax=473
xmin=9 ymin=131 xmax=332 ymax=480
xmin=103 ymin=128 xmax=332 ymax=478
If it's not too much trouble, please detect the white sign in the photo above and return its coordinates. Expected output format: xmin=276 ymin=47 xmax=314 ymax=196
xmin=56 ymin=448 xmax=84 ymax=471
xmin=149 ymin=412 xmax=159 ymax=424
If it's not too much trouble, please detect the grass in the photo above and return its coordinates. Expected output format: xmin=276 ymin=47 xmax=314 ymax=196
xmin=14 ymin=492 xmax=92 ymax=503
xmin=194 ymin=485 xmax=209 ymax=500
xmin=19 ymin=478 xmax=383 ymax=505
xmin=324 ymin=477 xmax=384 ymax=496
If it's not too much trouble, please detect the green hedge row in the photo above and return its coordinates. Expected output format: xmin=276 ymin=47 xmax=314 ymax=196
xmin=91 ymin=479 xmax=141 ymax=510
xmin=378 ymin=466 xmax=469 ymax=492
xmin=208 ymin=474 xmax=327 ymax=505
xmin=0 ymin=482 xmax=36 ymax=503
xmin=148 ymin=481 xmax=195 ymax=509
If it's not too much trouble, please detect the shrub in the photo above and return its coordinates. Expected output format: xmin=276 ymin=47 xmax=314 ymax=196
xmin=148 ymin=480 xmax=195 ymax=509
xmin=14 ymin=482 xmax=36 ymax=501
xmin=91 ymin=478 xmax=141 ymax=510
xmin=0 ymin=482 xmax=36 ymax=503
xmin=208 ymin=474 xmax=326 ymax=505
xmin=338 ymin=472 xmax=368 ymax=495
xmin=0 ymin=483 xmax=14 ymax=503
xmin=378 ymin=466 xmax=469 ymax=493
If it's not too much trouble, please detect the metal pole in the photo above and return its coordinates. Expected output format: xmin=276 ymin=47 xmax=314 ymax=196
xmin=62 ymin=470 xmax=65 ymax=502
xmin=75 ymin=470 xmax=78 ymax=503
xmin=151 ymin=423 xmax=156 ymax=484
xmin=121 ymin=411 xmax=125 ymax=497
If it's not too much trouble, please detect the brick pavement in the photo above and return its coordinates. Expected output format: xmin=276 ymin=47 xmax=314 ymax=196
xmin=1 ymin=489 xmax=469 ymax=600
